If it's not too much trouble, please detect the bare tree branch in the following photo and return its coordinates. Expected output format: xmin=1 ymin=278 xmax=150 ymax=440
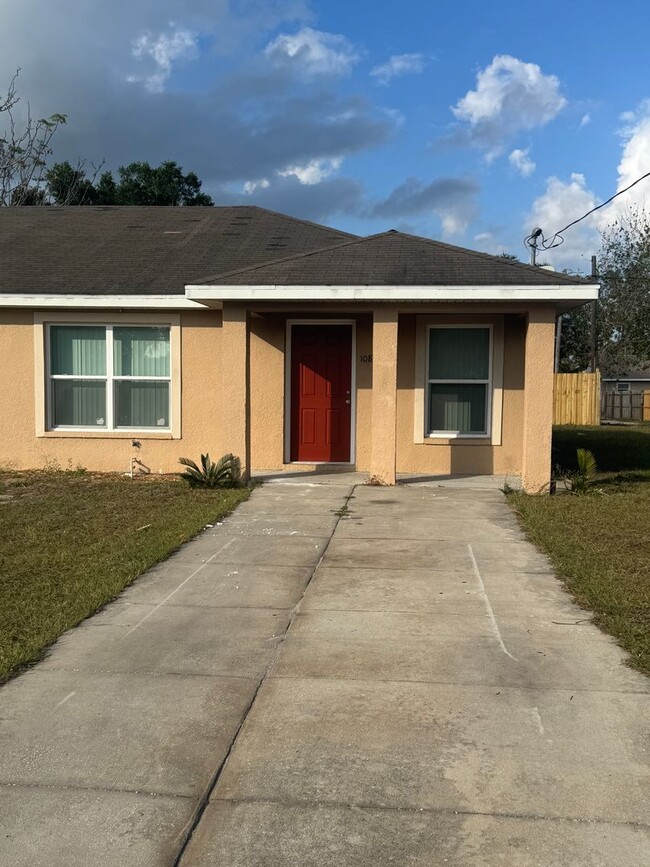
xmin=0 ymin=69 xmax=67 ymax=205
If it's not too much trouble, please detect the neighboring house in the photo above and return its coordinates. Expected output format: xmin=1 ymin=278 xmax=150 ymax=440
xmin=601 ymin=370 xmax=650 ymax=422
xmin=601 ymin=371 xmax=650 ymax=395
xmin=0 ymin=206 xmax=598 ymax=491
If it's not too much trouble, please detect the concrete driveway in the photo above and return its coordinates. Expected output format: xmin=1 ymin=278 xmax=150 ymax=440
xmin=1 ymin=476 xmax=648 ymax=865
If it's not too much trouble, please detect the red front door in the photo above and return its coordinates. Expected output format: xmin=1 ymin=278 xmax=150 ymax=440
xmin=290 ymin=324 xmax=352 ymax=462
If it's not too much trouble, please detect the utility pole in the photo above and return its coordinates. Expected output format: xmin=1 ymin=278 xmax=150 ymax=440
xmin=590 ymin=254 xmax=598 ymax=372
xmin=528 ymin=227 xmax=542 ymax=266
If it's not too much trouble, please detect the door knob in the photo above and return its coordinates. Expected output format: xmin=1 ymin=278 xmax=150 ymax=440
xmin=345 ymin=399 xmax=351 ymax=404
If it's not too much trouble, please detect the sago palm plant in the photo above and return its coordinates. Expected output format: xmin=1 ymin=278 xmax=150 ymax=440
xmin=568 ymin=448 xmax=597 ymax=494
xmin=178 ymin=453 xmax=242 ymax=488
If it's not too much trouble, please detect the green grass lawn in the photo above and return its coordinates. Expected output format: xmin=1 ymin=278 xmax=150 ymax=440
xmin=510 ymin=424 xmax=650 ymax=675
xmin=0 ymin=471 xmax=248 ymax=682
xmin=552 ymin=423 xmax=650 ymax=471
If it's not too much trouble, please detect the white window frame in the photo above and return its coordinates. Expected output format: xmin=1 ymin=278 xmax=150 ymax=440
xmin=426 ymin=324 xmax=493 ymax=439
xmin=46 ymin=323 xmax=173 ymax=433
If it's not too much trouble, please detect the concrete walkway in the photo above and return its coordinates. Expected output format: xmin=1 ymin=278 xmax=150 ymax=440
xmin=1 ymin=478 xmax=648 ymax=865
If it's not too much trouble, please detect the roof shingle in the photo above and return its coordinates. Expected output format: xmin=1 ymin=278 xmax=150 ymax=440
xmin=199 ymin=230 xmax=588 ymax=287
xmin=0 ymin=205 xmax=354 ymax=295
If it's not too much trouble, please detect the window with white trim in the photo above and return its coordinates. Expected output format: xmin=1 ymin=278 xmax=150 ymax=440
xmin=48 ymin=324 xmax=171 ymax=430
xmin=427 ymin=326 xmax=491 ymax=437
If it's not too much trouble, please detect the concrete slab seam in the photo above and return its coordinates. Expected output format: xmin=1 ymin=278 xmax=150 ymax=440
xmin=171 ymin=484 xmax=357 ymax=867
xmin=264 ymin=673 xmax=649 ymax=696
xmin=208 ymin=794 xmax=650 ymax=830
xmin=0 ymin=779 xmax=196 ymax=800
xmin=38 ymin=667 xmax=269 ymax=681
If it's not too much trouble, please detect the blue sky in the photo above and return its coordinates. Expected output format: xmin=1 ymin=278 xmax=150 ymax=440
xmin=2 ymin=0 xmax=649 ymax=271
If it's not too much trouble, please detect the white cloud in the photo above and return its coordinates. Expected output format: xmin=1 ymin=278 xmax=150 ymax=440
xmin=370 ymin=53 xmax=426 ymax=85
xmin=264 ymin=27 xmax=359 ymax=77
xmin=472 ymin=231 xmax=514 ymax=256
xmin=243 ymin=178 xmax=270 ymax=195
xmin=277 ymin=157 xmax=342 ymax=185
xmin=612 ymin=102 xmax=650 ymax=214
xmin=128 ymin=24 xmax=197 ymax=93
xmin=523 ymin=103 xmax=650 ymax=271
xmin=579 ymin=112 xmax=591 ymax=128
xmin=0 ymin=2 xmax=395 ymax=205
xmin=452 ymin=55 xmax=566 ymax=160
xmin=526 ymin=173 xmax=600 ymax=269
xmin=509 ymin=147 xmax=536 ymax=177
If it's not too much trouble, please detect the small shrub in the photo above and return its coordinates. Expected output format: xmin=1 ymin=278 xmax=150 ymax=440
xmin=566 ymin=448 xmax=598 ymax=495
xmin=178 ymin=453 xmax=242 ymax=488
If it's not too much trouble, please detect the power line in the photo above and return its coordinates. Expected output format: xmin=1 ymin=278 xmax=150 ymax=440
xmin=525 ymin=170 xmax=650 ymax=257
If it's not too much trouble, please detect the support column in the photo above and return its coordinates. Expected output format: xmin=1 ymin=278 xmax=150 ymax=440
xmin=370 ymin=306 xmax=399 ymax=485
xmin=522 ymin=306 xmax=555 ymax=493
xmin=221 ymin=302 xmax=250 ymax=482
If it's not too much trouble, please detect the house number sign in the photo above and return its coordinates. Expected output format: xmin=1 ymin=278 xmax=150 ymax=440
xmin=359 ymin=354 xmax=373 ymax=363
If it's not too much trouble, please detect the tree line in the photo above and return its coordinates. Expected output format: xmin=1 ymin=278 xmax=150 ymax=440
xmin=26 ymin=159 xmax=214 ymax=206
xmin=558 ymin=210 xmax=650 ymax=377
xmin=1 ymin=71 xmax=212 ymax=207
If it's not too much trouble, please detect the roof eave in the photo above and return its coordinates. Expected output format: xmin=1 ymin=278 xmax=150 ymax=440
xmin=185 ymin=284 xmax=600 ymax=307
xmin=0 ymin=294 xmax=204 ymax=309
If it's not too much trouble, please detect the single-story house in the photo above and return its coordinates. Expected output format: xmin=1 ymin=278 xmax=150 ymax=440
xmin=601 ymin=371 xmax=650 ymax=395
xmin=601 ymin=370 xmax=650 ymax=422
xmin=0 ymin=206 xmax=599 ymax=491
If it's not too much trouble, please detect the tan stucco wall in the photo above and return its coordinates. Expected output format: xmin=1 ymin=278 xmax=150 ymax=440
xmin=370 ymin=307 xmax=399 ymax=484
xmin=0 ymin=308 xmax=225 ymax=474
xmin=521 ymin=306 xmax=556 ymax=492
xmin=0 ymin=304 xmax=554 ymax=490
xmin=247 ymin=313 xmax=373 ymax=470
xmin=395 ymin=313 xmax=527 ymax=481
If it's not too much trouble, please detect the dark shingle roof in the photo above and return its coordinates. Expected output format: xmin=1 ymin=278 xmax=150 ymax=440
xmin=0 ymin=205 xmax=355 ymax=295
xmin=198 ymin=230 xmax=588 ymax=287
xmin=602 ymin=369 xmax=650 ymax=381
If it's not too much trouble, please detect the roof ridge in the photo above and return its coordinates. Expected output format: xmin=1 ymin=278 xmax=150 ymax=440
xmin=244 ymin=205 xmax=358 ymax=240
xmin=195 ymin=228 xmax=590 ymax=286
xmin=193 ymin=231 xmax=389 ymax=285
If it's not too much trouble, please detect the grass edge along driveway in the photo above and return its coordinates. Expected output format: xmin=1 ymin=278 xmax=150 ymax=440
xmin=0 ymin=472 xmax=249 ymax=682
xmin=509 ymin=424 xmax=650 ymax=676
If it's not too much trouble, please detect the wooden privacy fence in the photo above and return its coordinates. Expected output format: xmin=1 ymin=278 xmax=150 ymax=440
xmin=553 ymin=371 xmax=601 ymax=426
xmin=601 ymin=390 xmax=645 ymax=422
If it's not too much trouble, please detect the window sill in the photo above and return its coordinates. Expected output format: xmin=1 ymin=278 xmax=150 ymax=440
xmin=424 ymin=435 xmax=492 ymax=446
xmin=39 ymin=430 xmax=176 ymax=440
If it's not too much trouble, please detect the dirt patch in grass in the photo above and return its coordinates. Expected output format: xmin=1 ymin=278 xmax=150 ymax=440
xmin=510 ymin=464 xmax=650 ymax=675
xmin=0 ymin=471 xmax=249 ymax=682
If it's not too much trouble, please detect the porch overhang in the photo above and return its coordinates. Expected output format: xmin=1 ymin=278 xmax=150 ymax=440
xmin=185 ymin=284 xmax=599 ymax=315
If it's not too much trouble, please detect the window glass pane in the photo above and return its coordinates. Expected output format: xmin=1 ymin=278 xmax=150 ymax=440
xmin=50 ymin=326 xmax=106 ymax=376
xmin=115 ymin=381 xmax=169 ymax=428
xmin=52 ymin=380 xmax=106 ymax=427
xmin=113 ymin=327 xmax=170 ymax=377
xmin=429 ymin=328 xmax=489 ymax=380
xmin=429 ymin=383 xmax=487 ymax=433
